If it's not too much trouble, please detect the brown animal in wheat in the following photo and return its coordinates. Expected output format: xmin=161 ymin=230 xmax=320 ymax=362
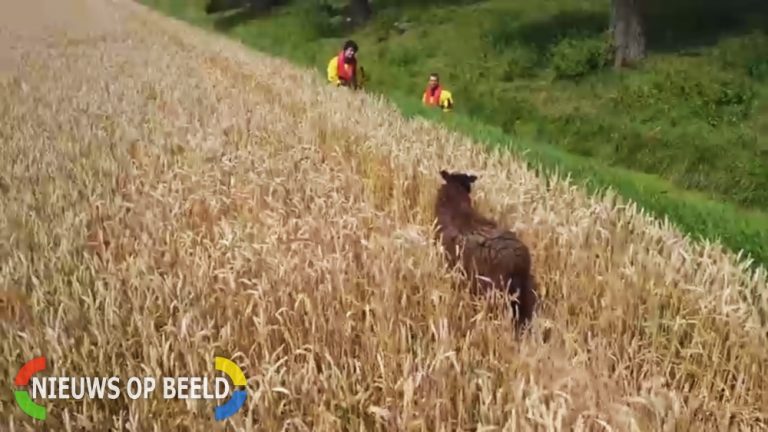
xmin=434 ymin=170 xmax=537 ymax=332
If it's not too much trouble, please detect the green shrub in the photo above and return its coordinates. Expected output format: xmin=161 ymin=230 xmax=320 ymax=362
xmin=387 ymin=45 xmax=420 ymax=68
xmin=294 ymin=1 xmax=345 ymax=39
xmin=500 ymin=44 xmax=540 ymax=80
xmin=484 ymin=15 xmax=520 ymax=53
xmin=748 ymin=59 xmax=768 ymax=81
xmin=614 ymin=64 xmax=756 ymax=126
xmin=368 ymin=8 xmax=401 ymax=41
xmin=715 ymin=32 xmax=768 ymax=82
xmin=549 ymin=36 xmax=610 ymax=79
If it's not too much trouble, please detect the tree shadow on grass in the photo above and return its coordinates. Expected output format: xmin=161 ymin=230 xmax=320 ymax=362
xmin=495 ymin=0 xmax=767 ymax=54
xmin=645 ymin=0 xmax=767 ymax=54
xmin=206 ymin=0 xmax=288 ymax=31
xmin=510 ymin=9 xmax=608 ymax=50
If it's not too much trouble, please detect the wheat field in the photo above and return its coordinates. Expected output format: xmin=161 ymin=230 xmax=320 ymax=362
xmin=1 ymin=0 xmax=767 ymax=430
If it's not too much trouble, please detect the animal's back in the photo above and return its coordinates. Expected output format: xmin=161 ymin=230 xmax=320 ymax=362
xmin=462 ymin=228 xmax=531 ymax=278
xmin=461 ymin=228 xmax=537 ymax=328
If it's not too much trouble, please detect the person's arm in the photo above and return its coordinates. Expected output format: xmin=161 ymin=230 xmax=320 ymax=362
xmin=327 ymin=57 xmax=339 ymax=85
xmin=441 ymin=91 xmax=454 ymax=111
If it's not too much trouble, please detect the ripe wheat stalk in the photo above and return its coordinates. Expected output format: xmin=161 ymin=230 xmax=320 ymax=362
xmin=1 ymin=0 xmax=767 ymax=431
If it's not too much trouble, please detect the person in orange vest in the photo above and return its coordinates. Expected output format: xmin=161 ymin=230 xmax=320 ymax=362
xmin=327 ymin=40 xmax=365 ymax=90
xmin=422 ymin=72 xmax=454 ymax=112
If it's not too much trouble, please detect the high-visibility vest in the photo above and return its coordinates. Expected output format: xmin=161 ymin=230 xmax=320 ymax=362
xmin=423 ymin=85 xmax=442 ymax=106
xmin=423 ymin=85 xmax=453 ymax=111
xmin=336 ymin=51 xmax=357 ymax=85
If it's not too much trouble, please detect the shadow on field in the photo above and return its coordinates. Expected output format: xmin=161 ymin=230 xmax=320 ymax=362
xmin=510 ymin=10 xmax=607 ymax=49
xmin=645 ymin=0 xmax=768 ymax=53
xmin=497 ymin=0 xmax=767 ymax=53
xmin=205 ymin=0 xmax=287 ymax=31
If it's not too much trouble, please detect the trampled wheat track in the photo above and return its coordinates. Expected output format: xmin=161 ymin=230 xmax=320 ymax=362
xmin=1 ymin=0 xmax=767 ymax=430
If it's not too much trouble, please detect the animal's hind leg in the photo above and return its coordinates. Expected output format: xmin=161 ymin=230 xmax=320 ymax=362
xmin=508 ymin=273 xmax=537 ymax=332
xmin=518 ymin=274 xmax=537 ymax=327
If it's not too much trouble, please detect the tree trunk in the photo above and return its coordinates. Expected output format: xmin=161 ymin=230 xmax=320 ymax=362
xmin=349 ymin=0 xmax=372 ymax=24
xmin=611 ymin=0 xmax=646 ymax=68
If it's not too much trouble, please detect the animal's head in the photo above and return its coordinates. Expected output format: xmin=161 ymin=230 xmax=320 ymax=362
xmin=436 ymin=170 xmax=479 ymax=214
xmin=439 ymin=170 xmax=478 ymax=194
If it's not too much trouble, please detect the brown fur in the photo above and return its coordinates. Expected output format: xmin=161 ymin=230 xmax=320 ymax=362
xmin=434 ymin=170 xmax=537 ymax=332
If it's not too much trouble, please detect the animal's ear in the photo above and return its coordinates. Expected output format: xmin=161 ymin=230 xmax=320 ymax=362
xmin=439 ymin=170 xmax=450 ymax=181
xmin=468 ymin=175 xmax=478 ymax=183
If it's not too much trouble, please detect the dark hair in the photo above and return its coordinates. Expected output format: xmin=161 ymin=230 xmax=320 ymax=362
xmin=429 ymin=72 xmax=439 ymax=80
xmin=343 ymin=40 xmax=359 ymax=52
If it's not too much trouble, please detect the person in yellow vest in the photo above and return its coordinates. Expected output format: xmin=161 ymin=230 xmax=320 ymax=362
xmin=327 ymin=40 xmax=366 ymax=90
xmin=422 ymin=72 xmax=454 ymax=112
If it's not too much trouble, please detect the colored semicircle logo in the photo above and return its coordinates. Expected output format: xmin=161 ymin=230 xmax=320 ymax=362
xmin=213 ymin=356 xmax=247 ymax=421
